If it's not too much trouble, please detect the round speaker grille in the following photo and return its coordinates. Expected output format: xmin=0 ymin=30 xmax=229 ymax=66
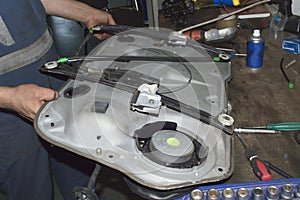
xmin=149 ymin=130 xmax=194 ymax=164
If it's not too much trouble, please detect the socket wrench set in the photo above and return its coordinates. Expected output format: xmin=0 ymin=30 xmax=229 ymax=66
xmin=177 ymin=178 xmax=300 ymax=200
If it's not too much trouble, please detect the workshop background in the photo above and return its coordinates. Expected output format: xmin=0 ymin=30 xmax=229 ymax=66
xmin=1 ymin=0 xmax=299 ymax=199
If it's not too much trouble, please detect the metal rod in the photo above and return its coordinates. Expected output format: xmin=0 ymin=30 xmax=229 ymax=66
xmin=235 ymin=132 xmax=249 ymax=149
xmin=234 ymin=128 xmax=279 ymax=134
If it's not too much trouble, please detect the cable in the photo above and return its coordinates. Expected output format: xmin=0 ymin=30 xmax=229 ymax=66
xmin=138 ymin=48 xmax=193 ymax=94
xmin=280 ymin=57 xmax=294 ymax=89
xmin=87 ymin=164 xmax=101 ymax=190
xmin=178 ymin=0 xmax=271 ymax=33
xmin=75 ymin=30 xmax=93 ymax=56
xmin=294 ymin=132 xmax=300 ymax=145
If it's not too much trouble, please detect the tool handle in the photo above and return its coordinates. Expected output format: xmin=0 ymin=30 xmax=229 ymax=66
xmin=267 ymin=122 xmax=300 ymax=131
xmin=250 ymin=156 xmax=272 ymax=181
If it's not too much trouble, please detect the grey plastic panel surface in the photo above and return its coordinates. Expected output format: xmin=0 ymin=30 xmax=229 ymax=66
xmin=35 ymin=28 xmax=233 ymax=190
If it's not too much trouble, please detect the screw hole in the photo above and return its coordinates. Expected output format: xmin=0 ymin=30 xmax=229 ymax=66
xmin=45 ymin=114 xmax=49 ymax=118
xmin=50 ymin=122 xmax=55 ymax=127
xmin=218 ymin=167 xmax=223 ymax=172
xmin=223 ymin=116 xmax=231 ymax=120
xmin=108 ymin=155 xmax=114 ymax=159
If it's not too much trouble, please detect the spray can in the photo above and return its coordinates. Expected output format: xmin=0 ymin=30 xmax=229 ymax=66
xmin=246 ymin=29 xmax=264 ymax=69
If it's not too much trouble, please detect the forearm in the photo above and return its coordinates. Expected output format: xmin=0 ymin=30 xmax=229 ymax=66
xmin=0 ymin=86 xmax=14 ymax=109
xmin=41 ymin=0 xmax=115 ymax=28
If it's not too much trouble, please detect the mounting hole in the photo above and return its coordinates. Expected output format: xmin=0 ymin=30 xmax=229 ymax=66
xmin=219 ymin=53 xmax=230 ymax=60
xmin=218 ymin=167 xmax=223 ymax=172
xmin=50 ymin=122 xmax=55 ymax=127
xmin=205 ymin=96 xmax=219 ymax=105
xmin=96 ymin=136 xmax=101 ymax=140
xmin=218 ymin=114 xmax=234 ymax=126
xmin=108 ymin=155 xmax=114 ymax=159
xmin=44 ymin=61 xmax=58 ymax=69
xmin=64 ymin=85 xmax=90 ymax=99
xmin=45 ymin=114 xmax=49 ymax=118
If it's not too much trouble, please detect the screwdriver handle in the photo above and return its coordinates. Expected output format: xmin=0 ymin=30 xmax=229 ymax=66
xmin=267 ymin=122 xmax=300 ymax=131
xmin=249 ymin=156 xmax=272 ymax=181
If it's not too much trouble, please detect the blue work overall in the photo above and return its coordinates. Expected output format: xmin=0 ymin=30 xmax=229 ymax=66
xmin=0 ymin=0 xmax=95 ymax=199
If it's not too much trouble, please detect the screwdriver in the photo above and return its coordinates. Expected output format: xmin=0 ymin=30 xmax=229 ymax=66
xmin=250 ymin=122 xmax=300 ymax=131
xmin=234 ymin=128 xmax=279 ymax=134
xmin=235 ymin=132 xmax=272 ymax=181
xmin=216 ymin=47 xmax=247 ymax=58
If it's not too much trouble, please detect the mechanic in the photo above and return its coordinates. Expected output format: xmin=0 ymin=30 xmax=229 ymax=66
xmin=0 ymin=0 xmax=115 ymax=199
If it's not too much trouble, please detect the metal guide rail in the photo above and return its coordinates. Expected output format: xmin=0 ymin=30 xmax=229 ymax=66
xmin=177 ymin=178 xmax=300 ymax=200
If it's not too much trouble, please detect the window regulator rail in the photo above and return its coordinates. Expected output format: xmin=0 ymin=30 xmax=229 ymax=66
xmin=40 ymin=63 xmax=233 ymax=135
xmin=45 ymin=55 xmax=216 ymax=68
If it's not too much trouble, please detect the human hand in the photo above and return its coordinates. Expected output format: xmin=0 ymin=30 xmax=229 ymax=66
xmin=42 ymin=0 xmax=117 ymax=39
xmin=10 ymin=84 xmax=58 ymax=121
xmin=85 ymin=9 xmax=117 ymax=40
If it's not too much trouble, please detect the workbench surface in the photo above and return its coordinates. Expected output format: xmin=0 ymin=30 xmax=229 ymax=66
xmin=223 ymin=28 xmax=300 ymax=182
xmin=159 ymin=7 xmax=300 ymax=183
xmin=97 ymin=8 xmax=300 ymax=200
